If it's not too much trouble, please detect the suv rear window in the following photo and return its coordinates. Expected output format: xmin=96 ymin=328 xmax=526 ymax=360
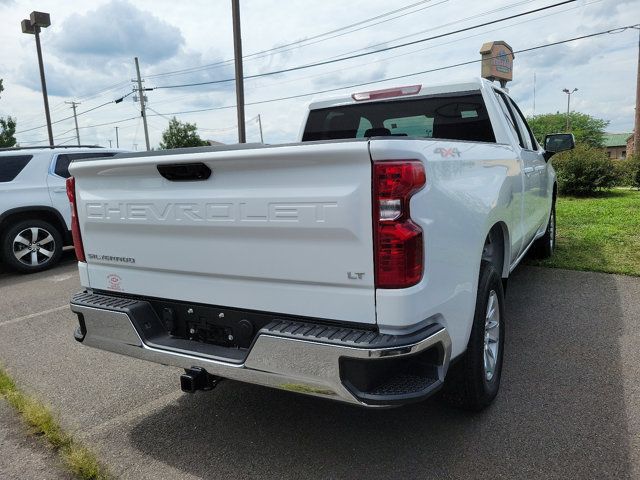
xmin=0 ymin=155 xmax=33 ymax=182
xmin=54 ymin=152 xmax=117 ymax=178
xmin=302 ymin=91 xmax=495 ymax=143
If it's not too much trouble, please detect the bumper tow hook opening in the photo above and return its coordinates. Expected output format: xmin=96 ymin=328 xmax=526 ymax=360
xmin=180 ymin=366 xmax=222 ymax=394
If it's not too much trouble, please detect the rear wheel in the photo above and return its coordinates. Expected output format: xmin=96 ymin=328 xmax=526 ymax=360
xmin=1 ymin=220 xmax=63 ymax=273
xmin=441 ymin=260 xmax=505 ymax=411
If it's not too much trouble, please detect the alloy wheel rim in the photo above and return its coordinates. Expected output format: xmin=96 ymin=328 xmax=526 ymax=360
xmin=12 ymin=227 xmax=55 ymax=266
xmin=483 ymin=290 xmax=500 ymax=382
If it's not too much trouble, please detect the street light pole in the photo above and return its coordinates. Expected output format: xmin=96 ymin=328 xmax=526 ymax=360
xmin=562 ymin=88 xmax=578 ymax=131
xmin=231 ymin=0 xmax=246 ymax=143
xmin=21 ymin=12 xmax=53 ymax=146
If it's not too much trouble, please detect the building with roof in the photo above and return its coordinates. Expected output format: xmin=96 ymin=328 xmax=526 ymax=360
xmin=626 ymin=132 xmax=635 ymax=158
xmin=603 ymin=133 xmax=633 ymax=159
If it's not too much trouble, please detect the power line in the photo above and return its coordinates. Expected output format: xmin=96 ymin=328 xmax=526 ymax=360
xmin=324 ymin=0 xmax=538 ymax=61
xmin=148 ymin=0 xmax=597 ymax=111
xmin=76 ymin=116 xmax=139 ymax=130
xmin=19 ymin=135 xmax=77 ymax=145
xmin=15 ymin=92 xmax=134 ymax=135
xmin=146 ymin=25 xmax=638 ymax=117
xmin=150 ymin=0 xmax=534 ymax=82
xmin=154 ymin=0 xmax=577 ymax=90
xmin=145 ymin=0 xmax=443 ymax=80
xmin=23 ymin=23 xmax=633 ymax=142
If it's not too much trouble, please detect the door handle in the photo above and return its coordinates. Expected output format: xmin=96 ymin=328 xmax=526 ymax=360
xmin=534 ymin=165 xmax=546 ymax=172
xmin=523 ymin=167 xmax=534 ymax=175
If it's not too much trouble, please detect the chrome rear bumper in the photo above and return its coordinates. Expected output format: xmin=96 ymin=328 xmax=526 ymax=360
xmin=70 ymin=291 xmax=451 ymax=407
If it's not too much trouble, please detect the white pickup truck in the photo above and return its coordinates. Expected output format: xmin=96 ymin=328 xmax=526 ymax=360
xmin=68 ymin=78 xmax=574 ymax=410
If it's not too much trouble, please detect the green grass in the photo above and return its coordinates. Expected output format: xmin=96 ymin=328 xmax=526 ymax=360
xmin=0 ymin=366 xmax=110 ymax=480
xmin=529 ymin=189 xmax=640 ymax=276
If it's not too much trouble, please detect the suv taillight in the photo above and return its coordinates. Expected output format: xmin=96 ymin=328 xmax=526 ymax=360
xmin=66 ymin=176 xmax=86 ymax=262
xmin=373 ymin=160 xmax=426 ymax=288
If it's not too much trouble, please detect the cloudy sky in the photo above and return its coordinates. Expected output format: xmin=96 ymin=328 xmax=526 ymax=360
xmin=0 ymin=0 xmax=638 ymax=149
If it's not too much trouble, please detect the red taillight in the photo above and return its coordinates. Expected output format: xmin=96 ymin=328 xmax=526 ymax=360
xmin=66 ymin=176 xmax=86 ymax=262
xmin=373 ymin=160 xmax=426 ymax=288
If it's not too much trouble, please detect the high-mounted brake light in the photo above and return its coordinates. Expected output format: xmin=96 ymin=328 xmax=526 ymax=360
xmin=373 ymin=160 xmax=426 ymax=288
xmin=352 ymin=84 xmax=421 ymax=102
xmin=66 ymin=176 xmax=86 ymax=262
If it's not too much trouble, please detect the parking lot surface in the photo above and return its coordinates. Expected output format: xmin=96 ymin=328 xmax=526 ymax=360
xmin=1 ymin=256 xmax=639 ymax=479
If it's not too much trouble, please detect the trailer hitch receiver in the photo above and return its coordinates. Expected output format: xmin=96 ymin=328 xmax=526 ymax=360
xmin=180 ymin=367 xmax=222 ymax=393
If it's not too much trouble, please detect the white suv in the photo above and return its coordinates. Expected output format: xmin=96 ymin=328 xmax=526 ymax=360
xmin=0 ymin=146 xmax=124 ymax=273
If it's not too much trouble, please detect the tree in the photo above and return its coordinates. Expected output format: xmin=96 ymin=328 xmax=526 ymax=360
xmin=159 ymin=117 xmax=208 ymax=149
xmin=526 ymin=112 xmax=609 ymax=148
xmin=0 ymin=78 xmax=17 ymax=148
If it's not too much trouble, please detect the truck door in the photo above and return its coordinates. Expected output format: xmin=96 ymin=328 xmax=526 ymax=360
xmin=492 ymin=91 xmax=526 ymax=262
xmin=507 ymin=97 xmax=549 ymax=242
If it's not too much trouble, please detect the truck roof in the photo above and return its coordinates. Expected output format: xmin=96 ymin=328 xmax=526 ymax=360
xmin=307 ymin=77 xmax=494 ymax=111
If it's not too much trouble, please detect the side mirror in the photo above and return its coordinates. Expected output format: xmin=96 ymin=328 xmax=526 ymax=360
xmin=543 ymin=133 xmax=575 ymax=161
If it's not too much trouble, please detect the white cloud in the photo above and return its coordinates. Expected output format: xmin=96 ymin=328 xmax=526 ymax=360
xmin=51 ymin=0 xmax=184 ymax=64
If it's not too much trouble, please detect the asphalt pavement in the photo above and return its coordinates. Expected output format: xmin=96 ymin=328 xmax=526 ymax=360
xmin=0 ymin=256 xmax=639 ymax=479
xmin=0 ymin=401 xmax=72 ymax=480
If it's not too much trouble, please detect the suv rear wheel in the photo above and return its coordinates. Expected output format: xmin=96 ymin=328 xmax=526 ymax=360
xmin=1 ymin=219 xmax=63 ymax=273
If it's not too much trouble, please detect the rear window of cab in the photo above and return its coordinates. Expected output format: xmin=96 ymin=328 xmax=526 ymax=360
xmin=302 ymin=91 xmax=495 ymax=143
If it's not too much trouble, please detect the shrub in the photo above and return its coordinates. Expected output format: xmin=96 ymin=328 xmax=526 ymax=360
xmin=551 ymin=144 xmax=617 ymax=196
xmin=612 ymin=156 xmax=640 ymax=187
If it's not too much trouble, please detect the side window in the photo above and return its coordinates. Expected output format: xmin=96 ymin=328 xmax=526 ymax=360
xmin=493 ymin=91 xmax=523 ymax=147
xmin=54 ymin=152 xmax=117 ymax=178
xmin=0 ymin=155 xmax=33 ymax=182
xmin=507 ymin=97 xmax=538 ymax=150
xmin=54 ymin=154 xmax=72 ymax=178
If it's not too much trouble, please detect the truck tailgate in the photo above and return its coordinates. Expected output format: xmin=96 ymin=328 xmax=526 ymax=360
xmin=70 ymin=142 xmax=376 ymax=324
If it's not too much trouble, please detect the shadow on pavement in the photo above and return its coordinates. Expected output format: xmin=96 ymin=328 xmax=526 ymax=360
xmin=129 ymin=267 xmax=632 ymax=479
xmin=0 ymin=249 xmax=76 ymax=287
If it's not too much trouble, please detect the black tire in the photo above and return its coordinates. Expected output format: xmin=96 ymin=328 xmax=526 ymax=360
xmin=441 ymin=260 xmax=505 ymax=411
xmin=1 ymin=219 xmax=63 ymax=273
xmin=532 ymin=200 xmax=556 ymax=259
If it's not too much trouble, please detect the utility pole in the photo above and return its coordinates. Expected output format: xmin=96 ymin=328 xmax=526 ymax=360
xmin=231 ymin=0 xmax=246 ymax=143
xmin=115 ymin=126 xmax=119 ymax=148
xmin=65 ymin=101 xmax=81 ymax=145
xmin=134 ymin=57 xmax=151 ymax=151
xmin=634 ymin=27 xmax=640 ymax=157
xmin=562 ymin=88 xmax=578 ymax=131
xmin=257 ymin=114 xmax=264 ymax=143
xmin=108 ymin=140 xmax=112 ymax=147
